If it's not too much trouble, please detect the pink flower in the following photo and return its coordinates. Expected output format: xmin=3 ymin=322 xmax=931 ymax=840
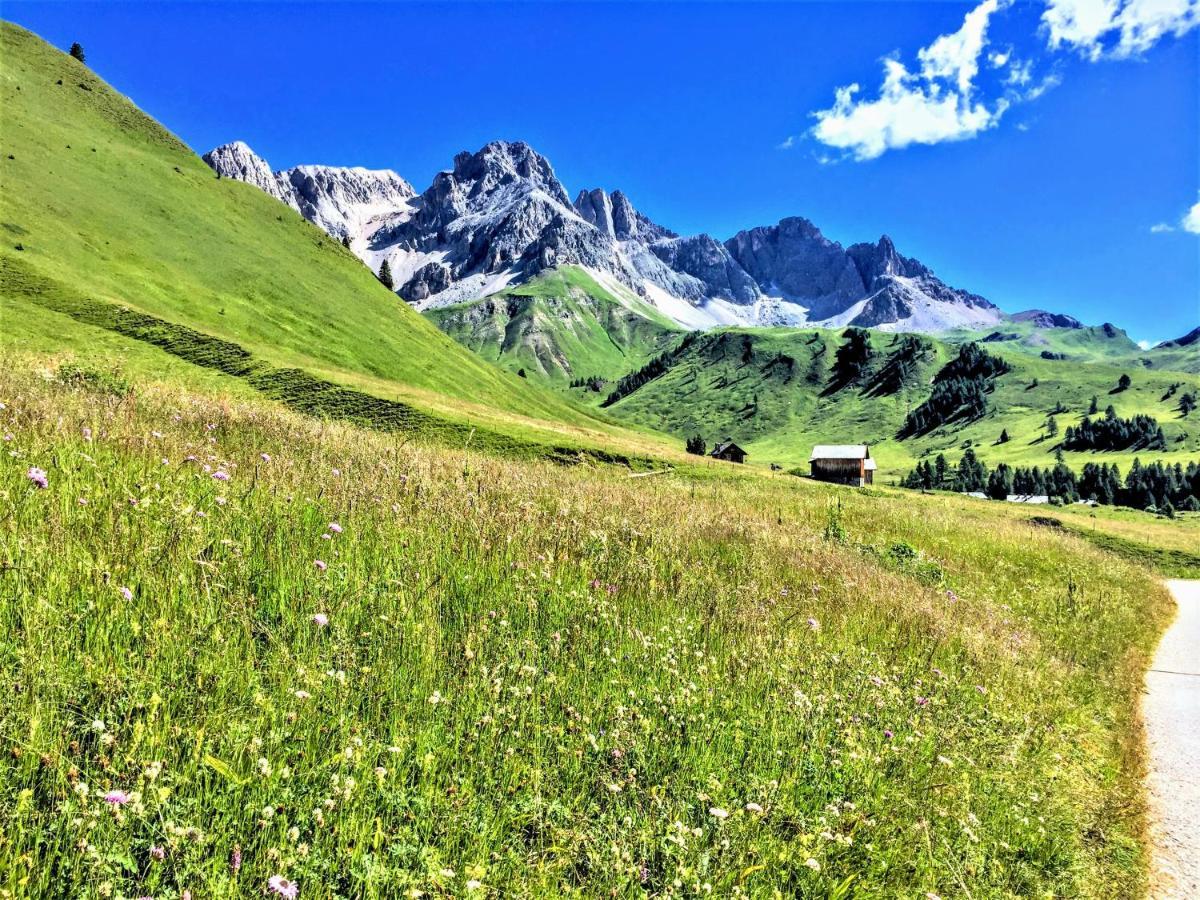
xmin=261 ymin=453 xmax=272 ymax=462
xmin=78 ymin=497 xmax=88 ymax=506
xmin=328 ymin=522 xmax=343 ymax=534
xmin=807 ymin=617 xmax=820 ymax=631
xmin=883 ymin=729 xmax=894 ymax=739
xmin=26 ymin=467 xmax=48 ymax=489
xmin=314 ymin=560 xmax=327 ymax=572
xmin=103 ymin=790 xmax=130 ymax=805
xmin=230 ymin=845 xmax=242 ymax=873
xmin=312 ymin=613 xmax=329 ymax=627
xmin=119 ymin=586 xmax=133 ymax=601
xmin=212 ymin=470 xmax=230 ymax=482
xmin=81 ymin=426 xmax=92 ymax=441
xmin=268 ymin=875 xmax=299 ymax=898
xmin=150 ymin=845 xmax=165 ymax=860
xmin=916 ymin=696 xmax=930 ymax=707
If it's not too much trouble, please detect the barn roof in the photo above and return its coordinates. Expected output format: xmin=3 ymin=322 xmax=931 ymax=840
xmin=711 ymin=439 xmax=746 ymax=456
xmin=810 ymin=444 xmax=871 ymax=461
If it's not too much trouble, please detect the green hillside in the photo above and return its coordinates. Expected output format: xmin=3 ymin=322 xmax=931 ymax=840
xmin=595 ymin=326 xmax=1199 ymax=476
xmin=427 ymin=267 xmax=680 ymax=383
xmin=0 ymin=23 xmax=672 ymax=458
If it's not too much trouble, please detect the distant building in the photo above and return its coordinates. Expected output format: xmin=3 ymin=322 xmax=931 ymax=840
xmin=1005 ymin=494 xmax=1049 ymax=504
xmin=710 ymin=439 xmax=748 ymax=464
xmin=810 ymin=445 xmax=876 ymax=486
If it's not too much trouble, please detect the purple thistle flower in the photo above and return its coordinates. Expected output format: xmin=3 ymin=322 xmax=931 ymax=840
xmin=314 ymin=560 xmax=327 ymax=572
xmin=211 ymin=470 xmax=230 ymax=482
xmin=231 ymin=845 xmax=242 ymax=873
xmin=328 ymin=522 xmax=343 ymax=534
xmin=103 ymin=790 xmax=130 ymax=805
xmin=26 ymin=467 xmax=48 ymax=489
xmin=119 ymin=586 xmax=133 ymax=601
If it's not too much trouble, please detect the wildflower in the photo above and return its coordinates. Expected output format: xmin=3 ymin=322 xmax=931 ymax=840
xmin=708 ymin=807 xmax=729 ymax=820
xmin=328 ymin=522 xmax=343 ymax=534
xmin=945 ymin=590 xmax=959 ymax=602
xmin=161 ymin=457 xmax=169 ymax=466
xmin=267 ymin=875 xmax=299 ymax=898
xmin=428 ymin=690 xmax=444 ymax=705
xmin=91 ymin=719 xmax=106 ymax=732
xmin=807 ymin=617 xmax=820 ymax=631
xmin=916 ymin=696 xmax=930 ymax=707
xmin=118 ymin=586 xmax=133 ymax=601
xmin=744 ymin=802 xmax=763 ymax=814
xmin=78 ymin=497 xmax=88 ymax=505
xmin=804 ymin=858 xmax=821 ymax=872
xmin=26 ymin=466 xmax=48 ymax=489
xmin=331 ymin=468 xmax=341 ymax=476
xmin=103 ymin=790 xmax=130 ymax=805
xmin=311 ymin=613 xmax=329 ymax=627
xmin=975 ymin=685 xmax=987 ymax=694
xmin=314 ymin=560 xmax=327 ymax=572
xmin=466 ymin=880 xmax=483 ymax=891
xmin=82 ymin=426 xmax=91 ymax=440
xmin=231 ymin=845 xmax=242 ymax=873
xmin=261 ymin=453 xmax=272 ymax=462
xmin=212 ymin=470 xmax=230 ymax=482
xmin=938 ymin=755 xmax=954 ymax=766
xmin=884 ymin=729 xmax=894 ymax=739
xmin=150 ymin=845 xmax=165 ymax=860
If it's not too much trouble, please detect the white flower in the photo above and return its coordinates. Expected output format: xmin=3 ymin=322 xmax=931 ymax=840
xmin=804 ymin=858 xmax=820 ymax=871
xmin=708 ymin=807 xmax=729 ymax=820
xmin=744 ymin=802 xmax=763 ymax=814
xmin=466 ymin=880 xmax=483 ymax=891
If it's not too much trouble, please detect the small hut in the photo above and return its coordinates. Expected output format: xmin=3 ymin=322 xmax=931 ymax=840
xmin=809 ymin=445 xmax=876 ymax=486
xmin=710 ymin=439 xmax=748 ymax=464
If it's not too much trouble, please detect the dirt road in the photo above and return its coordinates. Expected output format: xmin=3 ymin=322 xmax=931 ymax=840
xmin=1144 ymin=579 xmax=1200 ymax=898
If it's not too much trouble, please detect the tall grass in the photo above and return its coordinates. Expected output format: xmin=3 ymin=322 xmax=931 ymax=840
xmin=0 ymin=366 xmax=1170 ymax=898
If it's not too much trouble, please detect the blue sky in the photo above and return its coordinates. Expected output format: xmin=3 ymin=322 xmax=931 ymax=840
xmin=7 ymin=1 xmax=1199 ymax=343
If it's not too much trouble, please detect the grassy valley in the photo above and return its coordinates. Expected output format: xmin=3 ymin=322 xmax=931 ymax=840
xmin=1 ymin=20 xmax=1197 ymax=899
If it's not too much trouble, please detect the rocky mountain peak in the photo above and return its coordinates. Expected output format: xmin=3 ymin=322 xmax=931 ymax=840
xmin=1011 ymin=309 xmax=1083 ymax=329
xmin=202 ymin=141 xmax=288 ymax=202
xmin=449 ymin=140 xmax=570 ymax=206
xmin=574 ymin=188 xmax=616 ymax=237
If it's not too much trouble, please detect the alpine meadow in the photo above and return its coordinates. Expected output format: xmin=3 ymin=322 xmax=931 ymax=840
xmin=1 ymin=7 xmax=1198 ymax=900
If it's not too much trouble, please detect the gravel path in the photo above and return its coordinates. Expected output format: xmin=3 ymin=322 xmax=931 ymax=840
xmin=1144 ymin=579 xmax=1200 ymax=898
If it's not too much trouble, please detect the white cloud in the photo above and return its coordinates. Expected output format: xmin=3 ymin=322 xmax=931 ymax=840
xmin=1183 ymin=199 xmax=1200 ymax=234
xmin=1137 ymin=339 xmax=1153 ymax=349
xmin=811 ymin=0 xmax=1009 ymax=160
xmin=777 ymin=135 xmax=796 ymax=150
xmin=1150 ymin=222 xmax=1176 ymax=232
xmin=918 ymin=0 xmax=1003 ymax=91
xmin=1043 ymin=0 xmax=1200 ymax=58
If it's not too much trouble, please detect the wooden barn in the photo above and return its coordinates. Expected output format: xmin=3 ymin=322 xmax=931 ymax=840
xmin=809 ymin=444 xmax=876 ymax=486
xmin=710 ymin=439 xmax=748 ymax=464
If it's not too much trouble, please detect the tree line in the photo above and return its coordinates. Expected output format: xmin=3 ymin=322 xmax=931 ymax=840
xmin=1061 ymin=408 xmax=1167 ymax=451
xmin=899 ymin=343 xmax=1011 ymax=438
xmin=902 ymin=451 xmax=1200 ymax=514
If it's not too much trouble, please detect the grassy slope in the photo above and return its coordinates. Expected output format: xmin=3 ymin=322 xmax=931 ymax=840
xmin=598 ymin=326 xmax=1199 ymax=476
xmin=0 ymin=363 xmax=1173 ymax=897
xmin=0 ymin=22 xmax=677 ymax=458
xmin=427 ymin=267 xmax=681 ymax=383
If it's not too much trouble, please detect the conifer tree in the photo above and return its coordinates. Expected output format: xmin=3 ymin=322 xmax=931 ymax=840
xmin=69 ymin=42 xmax=85 ymax=63
xmin=377 ymin=259 xmax=394 ymax=290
